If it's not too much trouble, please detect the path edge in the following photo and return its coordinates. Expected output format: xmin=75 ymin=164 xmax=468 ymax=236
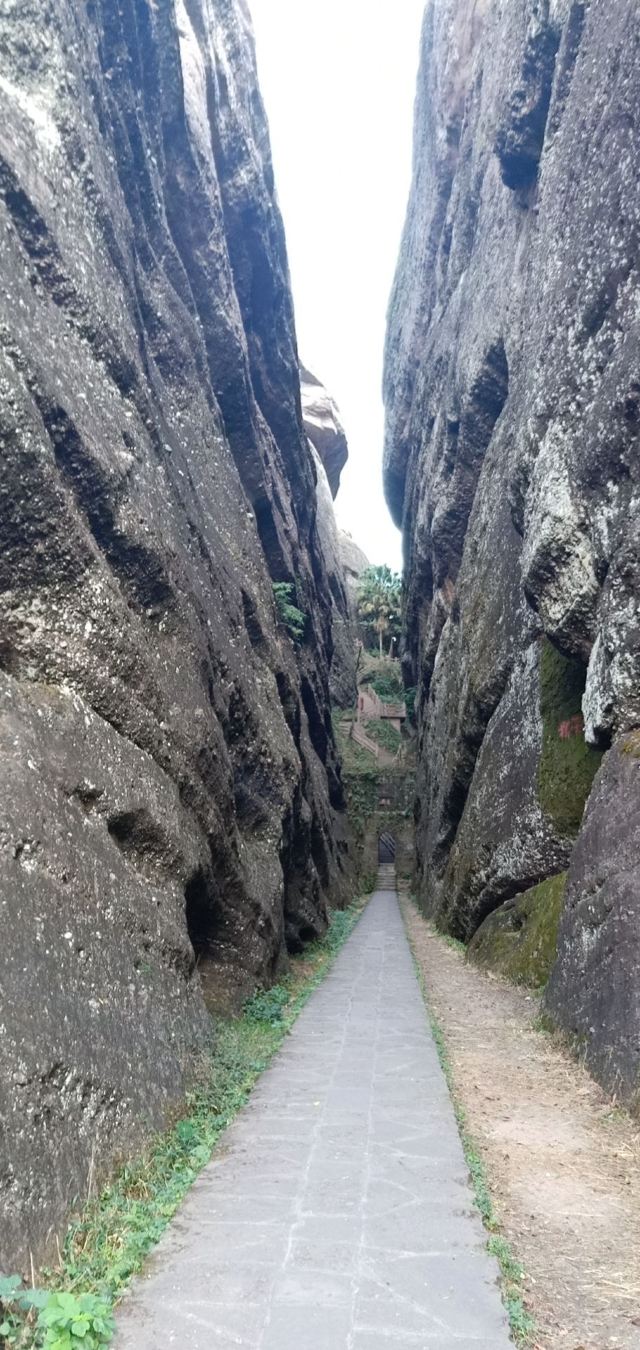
xmin=397 ymin=888 xmax=537 ymax=1349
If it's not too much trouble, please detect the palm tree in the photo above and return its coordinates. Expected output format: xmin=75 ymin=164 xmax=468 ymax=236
xmin=357 ymin=565 xmax=402 ymax=658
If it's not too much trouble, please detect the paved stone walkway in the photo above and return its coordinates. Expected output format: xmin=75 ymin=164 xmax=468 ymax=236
xmin=115 ymin=877 xmax=512 ymax=1348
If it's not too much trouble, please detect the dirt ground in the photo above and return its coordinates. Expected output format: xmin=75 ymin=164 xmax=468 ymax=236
xmin=399 ymin=894 xmax=640 ymax=1350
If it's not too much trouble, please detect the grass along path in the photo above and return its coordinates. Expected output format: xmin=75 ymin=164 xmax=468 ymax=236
xmin=0 ymin=901 xmax=367 ymax=1350
xmin=399 ymin=890 xmax=640 ymax=1350
xmin=399 ymin=898 xmax=535 ymax=1346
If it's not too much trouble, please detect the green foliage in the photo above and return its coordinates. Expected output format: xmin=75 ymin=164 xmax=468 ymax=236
xmin=403 ymin=686 xmax=416 ymax=722
xmin=0 ymin=1276 xmax=49 ymax=1346
xmin=367 ymin=669 xmax=402 ymax=702
xmin=441 ymin=932 xmax=467 ymax=955
xmin=366 ymin=718 xmax=402 ymax=755
xmin=0 ymin=1283 xmax=113 ymax=1349
xmin=4 ymin=903 xmax=365 ymax=1349
xmin=356 ymin=566 xmax=402 ymax=656
xmin=243 ymin=984 xmax=290 ymax=1027
xmin=332 ymin=714 xmax=379 ymax=773
xmin=538 ymin=639 xmax=603 ymax=835
xmin=468 ymin=872 xmax=567 ymax=989
xmin=272 ymin=582 xmax=306 ymax=644
xmin=38 ymin=1293 xmax=115 ymax=1349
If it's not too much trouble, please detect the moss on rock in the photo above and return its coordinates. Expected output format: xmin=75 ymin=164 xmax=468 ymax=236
xmin=538 ymin=639 xmax=603 ymax=835
xmin=468 ymin=871 xmax=568 ymax=989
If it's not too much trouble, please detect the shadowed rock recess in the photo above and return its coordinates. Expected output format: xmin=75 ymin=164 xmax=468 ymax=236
xmin=385 ymin=0 xmax=640 ymax=1107
xmin=0 ymin=0 xmax=352 ymax=1267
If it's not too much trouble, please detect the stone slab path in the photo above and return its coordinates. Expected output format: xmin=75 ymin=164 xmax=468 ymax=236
xmin=114 ymin=877 xmax=512 ymax=1348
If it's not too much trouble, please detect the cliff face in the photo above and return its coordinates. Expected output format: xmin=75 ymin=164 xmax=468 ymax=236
xmin=301 ymin=370 xmax=359 ymax=709
xmin=300 ymin=366 xmax=348 ymax=499
xmin=385 ymin=0 xmax=640 ymax=1105
xmin=0 ymin=0 xmax=349 ymax=1267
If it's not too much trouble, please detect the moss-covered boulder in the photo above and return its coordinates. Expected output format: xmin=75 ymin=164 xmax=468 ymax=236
xmin=538 ymin=640 xmax=603 ymax=836
xmin=468 ymin=872 xmax=567 ymax=989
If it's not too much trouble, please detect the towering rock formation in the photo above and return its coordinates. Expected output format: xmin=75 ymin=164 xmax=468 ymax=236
xmin=340 ymin=532 xmax=370 ymax=617
xmin=385 ymin=0 xmax=640 ymax=1105
xmin=300 ymin=365 xmax=349 ymax=498
xmin=300 ymin=368 xmax=358 ymax=709
xmin=0 ymin=0 xmax=349 ymax=1267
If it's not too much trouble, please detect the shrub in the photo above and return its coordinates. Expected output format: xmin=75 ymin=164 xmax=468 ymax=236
xmin=370 ymin=673 xmax=404 ymax=702
xmin=272 ymin=583 xmax=306 ymax=644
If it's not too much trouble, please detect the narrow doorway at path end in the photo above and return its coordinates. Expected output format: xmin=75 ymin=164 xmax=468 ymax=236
xmin=378 ymin=831 xmax=396 ymax=864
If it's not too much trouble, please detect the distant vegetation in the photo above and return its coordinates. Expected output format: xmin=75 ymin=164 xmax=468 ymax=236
xmin=367 ymin=718 xmax=402 ymax=755
xmin=367 ymin=666 xmax=402 ymax=702
xmin=356 ymin=565 xmax=402 ymax=657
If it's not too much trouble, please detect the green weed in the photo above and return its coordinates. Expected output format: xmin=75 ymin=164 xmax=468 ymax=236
xmin=441 ymin=932 xmax=467 ymax=955
xmin=0 ymin=1281 xmax=114 ymax=1349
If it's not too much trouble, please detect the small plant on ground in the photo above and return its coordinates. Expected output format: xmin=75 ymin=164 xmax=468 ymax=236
xmin=0 ymin=1280 xmax=114 ymax=1350
xmin=244 ymin=984 xmax=290 ymax=1027
xmin=38 ymin=1292 xmax=115 ymax=1349
xmin=441 ymin=931 xmax=467 ymax=955
xmin=272 ymin=582 xmax=306 ymax=643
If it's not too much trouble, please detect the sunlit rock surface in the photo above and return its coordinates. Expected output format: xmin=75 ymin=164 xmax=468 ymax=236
xmin=300 ymin=364 xmax=348 ymax=498
xmin=0 ymin=0 xmax=349 ymax=1267
xmin=385 ymin=0 xmax=640 ymax=1102
xmin=300 ymin=370 xmax=359 ymax=708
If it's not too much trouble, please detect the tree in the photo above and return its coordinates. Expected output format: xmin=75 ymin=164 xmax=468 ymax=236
xmin=356 ymin=565 xmax=402 ymax=658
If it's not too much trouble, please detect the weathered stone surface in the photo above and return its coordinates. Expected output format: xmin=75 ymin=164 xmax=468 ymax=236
xmin=0 ymin=0 xmax=348 ymax=1267
xmin=545 ymin=739 xmax=640 ymax=1107
xmin=437 ymin=645 xmax=571 ymax=939
xmin=310 ymin=447 xmax=357 ymax=710
xmin=300 ymin=371 xmax=358 ymax=709
xmin=339 ymin=531 xmax=370 ymax=657
xmin=340 ymin=532 xmax=369 ymax=610
xmin=469 ymin=871 xmax=567 ymax=990
xmin=0 ymin=675 xmax=211 ymax=1269
xmin=300 ymin=365 xmax=348 ymax=498
xmin=385 ymin=0 xmax=640 ymax=1097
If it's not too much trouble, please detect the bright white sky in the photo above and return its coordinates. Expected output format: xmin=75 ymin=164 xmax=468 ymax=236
xmin=249 ymin=0 xmax=425 ymax=572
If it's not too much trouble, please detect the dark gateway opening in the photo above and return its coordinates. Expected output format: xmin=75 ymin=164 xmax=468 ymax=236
xmin=378 ymin=832 xmax=396 ymax=864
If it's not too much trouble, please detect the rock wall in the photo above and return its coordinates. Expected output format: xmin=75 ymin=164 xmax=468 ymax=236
xmin=301 ymin=371 xmax=358 ymax=709
xmin=340 ymin=532 xmax=370 ymax=616
xmin=385 ymin=0 xmax=640 ymax=1105
xmin=0 ymin=0 xmax=350 ymax=1268
xmin=301 ymin=365 xmax=348 ymax=498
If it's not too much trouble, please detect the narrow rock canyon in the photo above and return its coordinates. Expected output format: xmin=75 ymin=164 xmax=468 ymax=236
xmin=0 ymin=0 xmax=638 ymax=1311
